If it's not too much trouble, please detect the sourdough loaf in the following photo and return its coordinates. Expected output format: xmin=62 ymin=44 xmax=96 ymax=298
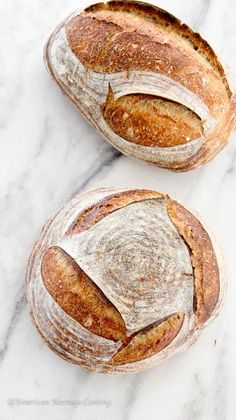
xmin=26 ymin=188 xmax=226 ymax=373
xmin=44 ymin=1 xmax=236 ymax=170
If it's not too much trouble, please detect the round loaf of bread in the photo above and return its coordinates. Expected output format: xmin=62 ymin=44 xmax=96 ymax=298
xmin=26 ymin=188 xmax=226 ymax=373
xmin=44 ymin=0 xmax=236 ymax=171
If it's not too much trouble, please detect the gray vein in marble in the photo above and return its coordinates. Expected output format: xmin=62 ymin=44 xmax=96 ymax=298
xmin=75 ymin=149 xmax=121 ymax=193
xmin=32 ymin=116 xmax=51 ymax=161
xmin=0 ymin=293 xmax=26 ymax=366
xmin=0 ymin=172 xmax=34 ymax=365
xmin=121 ymin=376 xmax=142 ymax=420
xmin=182 ymin=374 xmax=206 ymax=420
xmin=213 ymin=342 xmax=227 ymax=420
xmin=223 ymin=145 xmax=236 ymax=177
xmin=192 ymin=0 xmax=212 ymax=31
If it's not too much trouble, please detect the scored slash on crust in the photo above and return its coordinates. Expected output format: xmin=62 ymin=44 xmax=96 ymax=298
xmin=26 ymin=188 xmax=225 ymax=373
xmin=44 ymin=1 xmax=236 ymax=171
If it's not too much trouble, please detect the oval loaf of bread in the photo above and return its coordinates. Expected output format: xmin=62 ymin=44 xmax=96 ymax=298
xmin=44 ymin=0 xmax=236 ymax=171
xmin=26 ymin=188 xmax=226 ymax=373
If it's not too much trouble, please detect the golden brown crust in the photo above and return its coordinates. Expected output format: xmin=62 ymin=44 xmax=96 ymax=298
xmin=172 ymin=96 xmax=236 ymax=171
xmin=102 ymin=89 xmax=203 ymax=147
xmin=44 ymin=1 xmax=236 ymax=171
xmin=66 ymin=2 xmax=230 ymax=119
xmin=26 ymin=187 xmax=225 ymax=372
xmin=41 ymin=246 xmax=126 ymax=341
xmin=67 ymin=189 xmax=164 ymax=235
xmin=83 ymin=1 xmax=229 ymax=91
xmin=167 ymin=200 xmax=220 ymax=324
xmin=109 ymin=313 xmax=184 ymax=365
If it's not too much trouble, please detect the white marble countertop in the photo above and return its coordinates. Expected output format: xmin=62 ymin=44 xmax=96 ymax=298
xmin=1 ymin=0 xmax=236 ymax=419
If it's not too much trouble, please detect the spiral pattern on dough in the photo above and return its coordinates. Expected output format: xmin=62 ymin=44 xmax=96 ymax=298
xmin=61 ymin=199 xmax=194 ymax=332
xmin=26 ymin=188 xmax=226 ymax=373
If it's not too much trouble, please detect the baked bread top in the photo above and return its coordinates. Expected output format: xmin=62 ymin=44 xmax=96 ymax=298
xmin=66 ymin=1 xmax=231 ymax=122
xmin=26 ymin=188 xmax=226 ymax=373
xmin=45 ymin=1 xmax=236 ymax=170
